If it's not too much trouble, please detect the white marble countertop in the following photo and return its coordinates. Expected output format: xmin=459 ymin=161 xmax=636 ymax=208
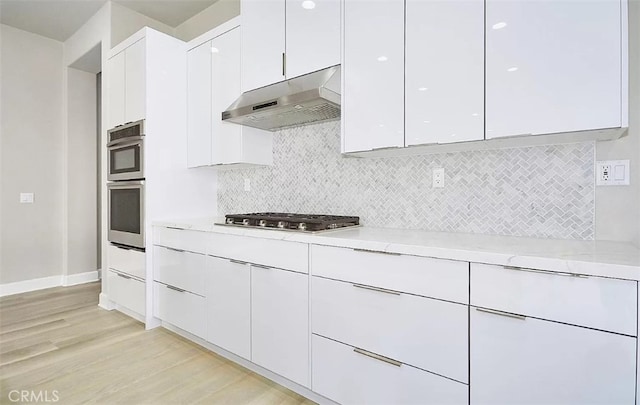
xmin=153 ymin=217 xmax=640 ymax=281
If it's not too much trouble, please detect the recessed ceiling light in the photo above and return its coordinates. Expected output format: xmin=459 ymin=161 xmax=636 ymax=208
xmin=418 ymin=87 xmax=428 ymax=91
xmin=423 ymin=120 xmax=430 ymax=124
xmin=302 ymin=0 xmax=315 ymax=9
xmin=492 ymin=22 xmax=507 ymax=30
xmin=377 ymin=56 xmax=388 ymax=62
xmin=211 ymin=47 xmax=219 ymax=53
xmin=507 ymin=67 xmax=518 ymax=72
xmin=379 ymin=124 xmax=385 ymax=127
xmin=472 ymin=113 xmax=479 ymax=116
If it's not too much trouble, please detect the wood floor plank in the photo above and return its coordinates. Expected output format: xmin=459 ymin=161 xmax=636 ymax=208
xmin=0 ymin=282 xmax=317 ymax=404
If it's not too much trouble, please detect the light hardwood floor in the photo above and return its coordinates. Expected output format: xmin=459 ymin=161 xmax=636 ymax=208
xmin=0 ymin=282 xmax=315 ymax=404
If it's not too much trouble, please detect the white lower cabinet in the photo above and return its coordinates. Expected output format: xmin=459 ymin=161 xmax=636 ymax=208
xmin=251 ymin=265 xmax=309 ymax=387
xmin=312 ymin=334 xmax=468 ymax=405
xmin=470 ymin=308 xmax=637 ymax=405
xmin=153 ymin=281 xmax=206 ymax=338
xmin=206 ymin=256 xmax=251 ymax=360
xmin=108 ymin=270 xmax=146 ymax=316
xmin=312 ymin=276 xmax=468 ymax=383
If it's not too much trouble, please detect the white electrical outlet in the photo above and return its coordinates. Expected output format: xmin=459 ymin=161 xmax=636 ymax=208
xmin=433 ymin=168 xmax=445 ymax=188
xmin=20 ymin=193 xmax=34 ymax=203
xmin=244 ymin=178 xmax=251 ymax=192
xmin=596 ymin=160 xmax=630 ymax=186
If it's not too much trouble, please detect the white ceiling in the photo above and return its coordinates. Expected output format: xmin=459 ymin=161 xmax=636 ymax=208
xmin=0 ymin=0 xmax=218 ymax=42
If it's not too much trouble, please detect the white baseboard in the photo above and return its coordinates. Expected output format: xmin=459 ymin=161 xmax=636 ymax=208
xmin=62 ymin=270 xmax=100 ymax=286
xmin=99 ymin=293 xmax=115 ymax=310
xmin=0 ymin=275 xmax=63 ymax=297
xmin=1 ymin=270 xmax=101 ymax=297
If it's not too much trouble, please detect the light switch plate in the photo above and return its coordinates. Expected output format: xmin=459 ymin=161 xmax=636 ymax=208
xmin=596 ymin=160 xmax=630 ymax=186
xmin=20 ymin=192 xmax=34 ymax=203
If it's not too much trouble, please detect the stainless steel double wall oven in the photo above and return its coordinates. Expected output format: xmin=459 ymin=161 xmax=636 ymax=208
xmin=107 ymin=120 xmax=145 ymax=249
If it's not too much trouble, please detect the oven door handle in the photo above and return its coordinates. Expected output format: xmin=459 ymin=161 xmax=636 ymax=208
xmin=107 ymin=136 xmax=144 ymax=148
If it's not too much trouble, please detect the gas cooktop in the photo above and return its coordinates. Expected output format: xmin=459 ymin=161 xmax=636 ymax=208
xmin=218 ymin=212 xmax=360 ymax=233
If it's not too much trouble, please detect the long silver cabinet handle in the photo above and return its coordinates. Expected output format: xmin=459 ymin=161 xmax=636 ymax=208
xmin=116 ymin=273 xmax=132 ymax=280
xmin=229 ymin=259 xmax=248 ymax=265
xmin=353 ymin=283 xmax=401 ymax=296
xmin=165 ymin=226 xmax=183 ymax=230
xmin=475 ymin=307 xmax=526 ymax=321
xmin=353 ymin=348 xmax=402 ymax=367
xmin=166 ymin=285 xmax=186 ymax=293
xmin=252 ymin=264 xmax=272 ymax=270
xmin=164 ymin=246 xmax=184 ymax=253
xmin=503 ymin=265 xmax=588 ymax=278
xmin=353 ymin=248 xmax=400 ymax=256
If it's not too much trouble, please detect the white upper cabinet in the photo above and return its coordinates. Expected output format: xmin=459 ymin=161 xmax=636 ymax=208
xmin=342 ymin=0 xmax=405 ymax=153
xmin=107 ymin=51 xmax=125 ymax=129
xmin=187 ymin=22 xmax=273 ymax=168
xmin=107 ymin=38 xmax=146 ymax=129
xmin=485 ymin=0 xmax=622 ymax=139
xmin=241 ymin=0 xmax=285 ymax=91
xmin=241 ymin=0 xmax=340 ymax=92
xmin=285 ymin=0 xmax=341 ymax=79
xmin=124 ymin=38 xmax=146 ymax=124
xmin=405 ymin=0 xmax=484 ymax=146
xmin=187 ymin=40 xmax=212 ymax=168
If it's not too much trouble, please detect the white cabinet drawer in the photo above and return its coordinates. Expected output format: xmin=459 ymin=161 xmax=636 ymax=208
xmin=311 ymin=245 xmax=468 ymax=303
xmin=312 ymin=334 xmax=468 ymax=405
xmin=210 ymin=233 xmax=308 ymax=274
xmin=153 ymin=246 xmax=206 ymax=296
xmin=471 ymin=263 xmax=637 ymax=336
xmin=108 ymin=244 xmax=145 ymax=280
xmin=154 ymin=281 xmax=206 ymax=338
xmin=108 ymin=269 xmax=145 ymax=316
xmin=154 ymin=227 xmax=209 ymax=254
xmin=312 ymin=276 xmax=468 ymax=383
xmin=470 ymin=307 xmax=637 ymax=404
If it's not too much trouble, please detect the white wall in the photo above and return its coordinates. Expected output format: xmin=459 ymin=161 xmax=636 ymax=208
xmin=174 ymin=0 xmax=240 ymax=42
xmin=0 ymin=24 xmax=64 ymax=284
xmin=595 ymin=1 xmax=640 ymax=246
xmin=66 ymin=68 xmax=98 ymax=275
xmin=110 ymin=2 xmax=174 ymax=49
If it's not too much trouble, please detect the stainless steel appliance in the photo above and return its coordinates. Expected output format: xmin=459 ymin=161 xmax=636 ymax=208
xmin=107 ymin=120 xmax=145 ymax=181
xmin=108 ymin=181 xmax=145 ymax=248
xmin=219 ymin=212 xmax=359 ymax=233
xmin=222 ymin=65 xmax=340 ymax=132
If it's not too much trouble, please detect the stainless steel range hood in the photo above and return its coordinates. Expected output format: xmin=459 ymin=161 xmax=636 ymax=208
xmin=222 ymin=65 xmax=340 ymax=132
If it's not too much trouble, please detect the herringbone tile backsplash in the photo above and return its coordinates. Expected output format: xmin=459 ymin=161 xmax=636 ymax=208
xmin=218 ymin=121 xmax=595 ymax=240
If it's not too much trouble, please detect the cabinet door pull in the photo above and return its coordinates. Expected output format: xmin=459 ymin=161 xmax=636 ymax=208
xmin=282 ymin=52 xmax=286 ymax=76
xmin=504 ymin=265 xmax=588 ymax=278
xmin=166 ymin=226 xmax=183 ymax=230
xmin=229 ymin=259 xmax=248 ymax=265
xmin=164 ymin=246 xmax=184 ymax=253
xmin=252 ymin=264 xmax=272 ymax=270
xmin=352 ymin=283 xmax=401 ymax=296
xmin=166 ymin=285 xmax=186 ymax=293
xmin=116 ymin=273 xmax=132 ymax=280
xmin=353 ymin=248 xmax=401 ymax=256
xmin=353 ymin=348 xmax=402 ymax=367
xmin=476 ymin=307 xmax=526 ymax=321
